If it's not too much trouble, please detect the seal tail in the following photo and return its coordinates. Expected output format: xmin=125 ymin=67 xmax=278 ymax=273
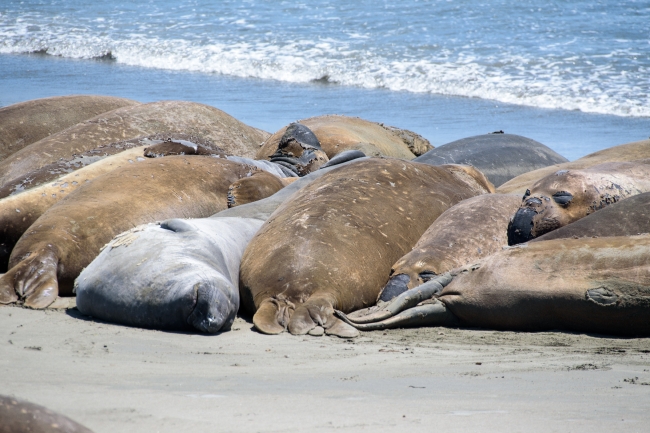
xmin=0 ymin=245 xmax=59 ymax=309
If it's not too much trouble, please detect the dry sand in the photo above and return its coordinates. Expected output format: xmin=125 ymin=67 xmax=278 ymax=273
xmin=1 ymin=305 xmax=649 ymax=432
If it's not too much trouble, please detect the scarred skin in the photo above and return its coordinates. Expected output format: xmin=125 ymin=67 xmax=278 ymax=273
xmin=239 ymin=158 xmax=493 ymax=338
xmin=438 ymin=234 xmax=650 ymax=336
xmin=379 ymin=194 xmax=518 ymax=301
xmin=507 ymin=161 xmax=650 ymax=245
xmin=0 ymin=95 xmax=138 ymax=161
xmin=0 ymin=101 xmax=269 ymax=187
xmin=0 ymin=157 xmax=262 ymax=309
xmin=256 ymin=115 xmax=432 ymax=162
xmin=497 ymin=138 xmax=650 ymax=195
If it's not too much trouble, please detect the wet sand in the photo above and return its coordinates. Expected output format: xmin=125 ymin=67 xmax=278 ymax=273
xmin=1 ymin=305 xmax=649 ymax=432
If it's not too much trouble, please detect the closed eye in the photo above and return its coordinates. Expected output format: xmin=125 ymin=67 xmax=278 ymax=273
xmin=552 ymin=191 xmax=573 ymax=206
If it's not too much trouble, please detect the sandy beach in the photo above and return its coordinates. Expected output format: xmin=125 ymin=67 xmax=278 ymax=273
xmin=1 ymin=304 xmax=649 ymax=432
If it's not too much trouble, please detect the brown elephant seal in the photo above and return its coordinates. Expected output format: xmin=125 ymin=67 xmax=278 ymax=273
xmin=0 ymin=394 xmax=94 ymax=433
xmin=0 ymin=95 xmax=138 ymax=161
xmin=340 ymin=234 xmax=650 ymax=336
xmin=378 ymin=194 xmax=521 ymax=301
xmin=0 ymin=101 xmax=270 ymax=187
xmin=239 ymin=158 xmax=494 ymax=338
xmin=0 ymin=133 xmax=225 ymax=198
xmin=507 ymin=161 xmax=650 ymax=245
xmin=256 ymin=115 xmax=432 ymax=163
xmin=497 ymin=138 xmax=650 ymax=195
xmin=0 ymin=145 xmax=151 ymax=272
xmin=533 ymin=191 xmax=650 ymax=241
xmin=0 ymin=157 xmax=261 ymax=309
xmin=414 ymin=133 xmax=568 ymax=187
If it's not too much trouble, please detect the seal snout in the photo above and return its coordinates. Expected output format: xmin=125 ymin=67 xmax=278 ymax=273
xmin=507 ymin=206 xmax=538 ymax=245
xmin=378 ymin=273 xmax=411 ymax=302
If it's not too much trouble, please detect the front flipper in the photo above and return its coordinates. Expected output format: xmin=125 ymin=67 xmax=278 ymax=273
xmin=0 ymin=245 xmax=59 ymax=309
xmin=336 ymin=299 xmax=459 ymax=331
xmin=227 ymin=171 xmax=287 ymax=208
xmin=252 ymin=296 xmax=295 ymax=335
xmin=287 ymin=296 xmax=359 ymax=338
xmin=346 ymin=273 xmax=453 ymax=324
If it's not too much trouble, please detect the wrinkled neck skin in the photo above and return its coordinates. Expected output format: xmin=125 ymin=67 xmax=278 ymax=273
xmin=508 ymin=170 xmax=641 ymax=245
xmin=269 ymin=123 xmax=330 ymax=176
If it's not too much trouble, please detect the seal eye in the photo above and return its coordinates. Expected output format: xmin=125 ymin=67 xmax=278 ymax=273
xmin=552 ymin=191 xmax=573 ymax=206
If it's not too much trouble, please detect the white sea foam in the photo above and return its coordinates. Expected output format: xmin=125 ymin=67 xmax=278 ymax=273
xmin=1 ymin=6 xmax=648 ymax=118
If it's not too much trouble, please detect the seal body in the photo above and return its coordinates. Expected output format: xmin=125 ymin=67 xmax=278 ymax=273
xmin=438 ymin=235 xmax=650 ymax=336
xmin=0 ymin=101 xmax=269 ymax=187
xmin=75 ymin=217 xmax=263 ymax=333
xmin=0 ymin=157 xmax=260 ymax=309
xmin=507 ymin=161 xmax=650 ymax=244
xmin=379 ymin=194 xmax=521 ymax=301
xmin=0 ymin=95 xmax=138 ymax=161
xmin=0 ymin=394 xmax=93 ymax=433
xmin=497 ymin=138 xmax=650 ymax=195
xmin=414 ymin=133 xmax=568 ymax=187
xmin=0 ymin=145 xmax=150 ymax=273
xmin=239 ymin=158 xmax=493 ymax=337
xmin=256 ymin=115 xmax=432 ymax=162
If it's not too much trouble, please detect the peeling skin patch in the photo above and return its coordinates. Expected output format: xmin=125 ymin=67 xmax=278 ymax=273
xmin=586 ymin=288 xmax=618 ymax=306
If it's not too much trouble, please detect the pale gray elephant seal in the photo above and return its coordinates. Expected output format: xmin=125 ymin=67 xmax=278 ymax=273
xmin=340 ymin=234 xmax=650 ymax=336
xmin=0 ymin=394 xmax=94 ymax=433
xmin=75 ymin=217 xmax=263 ymax=333
xmin=239 ymin=158 xmax=494 ymax=338
xmin=507 ymin=161 xmax=650 ymax=245
xmin=414 ymin=133 xmax=568 ymax=187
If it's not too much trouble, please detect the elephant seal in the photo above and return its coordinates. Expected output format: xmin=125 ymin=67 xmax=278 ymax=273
xmin=414 ymin=133 xmax=568 ymax=187
xmin=75 ymin=217 xmax=263 ymax=333
xmin=340 ymin=234 xmax=650 ymax=336
xmin=0 ymin=145 xmax=150 ymax=273
xmin=0 ymin=101 xmax=269 ymax=187
xmin=266 ymin=123 xmax=330 ymax=176
xmin=239 ymin=158 xmax=494 ymax=338
xmin=378 ymin=194 xmax=521 ymax=301
xmin=507 ymin=161 xmax=650 ymax=245
xmin=0 ymin=95 xmax=138 ymax=161
xmin=533 ymin=191 xmax=650 ymax=241
xmin=0 ymin=157 xmax=261 ymax=309
xmin=0 ymin=395 xmax=93 ymax=433
xmin=256 ymin=115 xmax=432 ymax=162
xmin=497 ymin=138 xmax=650 ymax=195
xmin=0 ymin=133 xmax=226 ymax=199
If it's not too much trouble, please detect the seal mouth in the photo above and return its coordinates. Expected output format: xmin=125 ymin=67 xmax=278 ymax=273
xmin=378 ymin=273 xmax=410 ymax=302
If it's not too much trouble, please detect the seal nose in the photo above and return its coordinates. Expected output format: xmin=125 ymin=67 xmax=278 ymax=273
xmin=507 ymin=206 xmax=538 ymax=245
xmin=377 ymin=273 xmax=410 ymax=302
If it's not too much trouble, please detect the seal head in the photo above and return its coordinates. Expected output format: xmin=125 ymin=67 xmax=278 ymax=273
xmin=269 ymin=123 xmax=329 ymax=176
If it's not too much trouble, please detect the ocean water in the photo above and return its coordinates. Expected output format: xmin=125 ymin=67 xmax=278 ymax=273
xmin=1 ymin=0 xmax=649 ymax=160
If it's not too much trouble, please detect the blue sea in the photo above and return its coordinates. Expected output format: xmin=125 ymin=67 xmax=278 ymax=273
xmin=1 ymin=0 xmax=648 ymax=160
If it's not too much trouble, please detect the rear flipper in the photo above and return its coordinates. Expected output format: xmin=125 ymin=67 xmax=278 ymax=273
xmin=336 ymin=299 xmax=459 ymax=331
xmin=253 ymin=295 xmax=296 ymax=335
xmin=337 ymin=273 xmax=458 ymax=331
xmin=0 ymin=245 xmax=59 ymax=309
xmin=287 ymin=296 xmax=359 ymax=338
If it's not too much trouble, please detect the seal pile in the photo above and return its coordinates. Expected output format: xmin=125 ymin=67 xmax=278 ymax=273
xmin=1 ymin=95 xmax=649 ymax=337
